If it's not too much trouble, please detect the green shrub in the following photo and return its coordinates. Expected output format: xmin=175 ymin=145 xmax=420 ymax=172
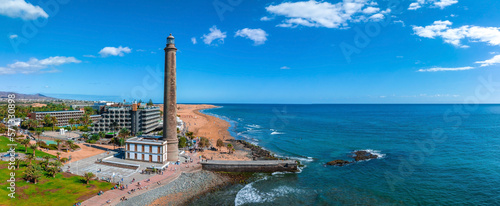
xmin=178 ymin=136 xmax=187 ymax=148
xmin=48 ymin=144 xmax=58 ymax=150
xmin=85 ymin=139 xmax=96 ymax=144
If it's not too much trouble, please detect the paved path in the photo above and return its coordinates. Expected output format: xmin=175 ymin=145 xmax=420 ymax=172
xmin=81 ymin=151 xmax=202 ymax=206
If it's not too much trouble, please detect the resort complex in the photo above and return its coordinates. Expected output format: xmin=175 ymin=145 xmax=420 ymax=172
xmin=91 ymin=103 xmax=161 ymax=135
xmin=30 ymin=110 xmax=101 ymax=127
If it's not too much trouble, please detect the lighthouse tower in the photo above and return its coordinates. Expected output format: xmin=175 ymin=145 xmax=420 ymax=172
xmin=164 ymin=34 xmax=179 ymax=161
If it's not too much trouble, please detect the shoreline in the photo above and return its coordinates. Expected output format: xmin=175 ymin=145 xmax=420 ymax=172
xmin=126 ymin=104 xmax=278 ymax=205
xmin=187 ymin=105 xmax=280 ymax=161
xmin=101 ymin=104 xmax=286 ymax=205
xmin=176 ymin=104 xmax=253 ymax=161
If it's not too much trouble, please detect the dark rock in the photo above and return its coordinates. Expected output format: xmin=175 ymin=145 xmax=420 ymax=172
xmin=352 ymin=150 xmax=378 ymax=161
xmin=326 ymin=150 xmax=380 ymax=167
xmin=233 ymin=140 xmax=278 ymax=160
xmin=326 ymin=160 xmax=351 ymax=166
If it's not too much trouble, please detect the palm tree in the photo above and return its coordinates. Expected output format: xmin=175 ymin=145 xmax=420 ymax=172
xmin=55 ymin=139 xmax=62 ymax=150
xmin=216 ymin=139 xmax=224 ymax=152
xmin=56 ymin=152 xmax=61 ymax=160
xmin=83 ymin=172 xmax=95 ymax=184
xmin=68 ymin=118 xmax=75 ymax=129
xmin=43 ymin=114 xmax=53 ymax=128
xmin=24 ymin=164 xmax=42 ymax=184
xmin=110 ymin=121 xmax=119 ymax=137
xmin=21 ymin=120 xmax=29 ymax=129
xmin=14 ymin=158 xmax=21 ymax=169
xmin=25 ymin=154 xmax=35 ymax=164
xmin=48 ymin=161 xmax=63 ymax=178
xmin=35 ymin=129 xmax=42 ymax=142
xmin=118 ymin=128 xmax=130 ymax=138
xmin=30 ymin=144 xmax=37 ymax=157
xmin=66 ymin=140 xmax=74 ymax=150
xmin=80 ymin=114 xmax=91 ymax=127
xmin=50 ymin=116 xmax=58 ymax=131
xmin=226 ymin=144 xmax=233 ymax=154
xmin=50 ymin=160 xmax=62 ymax=169
xmin=98 ymin=131 xmax=105 ymax=139
xmin=43 ymin=156 xmax=50 ymax=164
xmin=32 ymin=120 xmax=39 ymax=129
xmin=21 ymin=139 xmax=30 ymax=153
xmin=46 ymin=166 xmax=58 ymax=178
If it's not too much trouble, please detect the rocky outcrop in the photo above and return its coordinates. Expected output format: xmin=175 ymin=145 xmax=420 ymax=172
xmin=352 ymin=150 xmax=378 ymax=161
xmin=326 ymin=150 xmax=380 ymax=167
xmin=232 ymin=140 xmax=278 ymax=160
xmin=326 ymin=160 xmax=350 ymax=166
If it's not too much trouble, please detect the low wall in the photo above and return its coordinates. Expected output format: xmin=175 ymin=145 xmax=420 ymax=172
xmin=201 ymin=160 xmax=298 ymax=173
xmin=95 ymin=156 xmax=140 ymax=170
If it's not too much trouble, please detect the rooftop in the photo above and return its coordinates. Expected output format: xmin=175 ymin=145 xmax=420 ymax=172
xmin=33 ymin=110 xmax=82 ymax=114
xmin=126 ymin=135 xmax=166 ymax=144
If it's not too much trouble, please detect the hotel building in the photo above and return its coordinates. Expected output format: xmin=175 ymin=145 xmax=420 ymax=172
xmin=30 ymin=110 xmax=101 ymax=127
xmin=91 ymin=103 xmax=161 ymax=135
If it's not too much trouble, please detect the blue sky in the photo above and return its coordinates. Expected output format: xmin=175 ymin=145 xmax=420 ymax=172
xmin=1 ymin=0 xmax=500 ymax=103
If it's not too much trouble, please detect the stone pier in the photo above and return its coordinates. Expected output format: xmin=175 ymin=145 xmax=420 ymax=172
xmin=201 ymin=160 xmax=298 ymax=173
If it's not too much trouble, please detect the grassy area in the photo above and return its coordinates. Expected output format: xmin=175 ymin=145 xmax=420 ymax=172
xmin=0 ymin=136 xmax=55 ymax=158
xmin=0 ymin=161 xmax=114 ymax=206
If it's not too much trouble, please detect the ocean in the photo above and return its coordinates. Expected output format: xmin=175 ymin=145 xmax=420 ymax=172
xmin=189 ymin=104 xmax=500 ymax=205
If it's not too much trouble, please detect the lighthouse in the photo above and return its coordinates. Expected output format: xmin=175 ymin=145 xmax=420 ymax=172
xmin=164 ymin=34 xmax=179 ymax=161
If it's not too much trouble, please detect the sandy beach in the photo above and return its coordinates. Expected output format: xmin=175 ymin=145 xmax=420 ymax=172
xmin=176 ymin=104 xmax=252 ymax=161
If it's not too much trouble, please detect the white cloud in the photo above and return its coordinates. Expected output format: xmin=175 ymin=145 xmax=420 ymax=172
xmin=264 ymin=0 xmax=391 ymax=29
xmin=260 ymin=16 xmax=273 ymax=21
xmin=417 ymin=66 xmax=474 ymax=72
xmin=394 ymin=20 xmax=405 ymax=27
xmin=476 ymin=55 xmax=500 ymax=67
xmin=0 ymin=56 xmax=81 ymax=75
xmin=83 ymin=54 xmax=96 ymax=58
xmin=191 ymin=37 xmax=197 ymax=44
xmin=412 ymin=20 xmax=500 ymax=47
xmin=235 ymin=28 xmax=268 ymax=45
xmin=98 ymin=46 xmax=131 ymax=57
xmin=0 ymin=0 xmax=48 ymax=20
xmin=202 ymin=26 xmax=227 ymax=45
xmin=362 ymin=7 xmax=379 ymax=14
xmin=369 ymin=13 xmax=384 ymax=21
xmin=9 ymin=34 xmax=18 ymax=39
xmin=408 ymin=0 xmax=458 ymax=10
xmin=408 ymin=2 xmax=422 ymax=10
xmin=434 ymin=0 xmax=458 ymax=9
xmin=280 ymin=66 xmax=290 ymax=70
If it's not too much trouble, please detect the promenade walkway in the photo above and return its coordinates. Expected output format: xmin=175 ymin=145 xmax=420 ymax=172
xmin=81 ymin=151 xmax=202 ymax=206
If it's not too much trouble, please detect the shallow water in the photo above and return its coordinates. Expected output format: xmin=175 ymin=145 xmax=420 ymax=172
xmin=189 ymin=104 xmax=500 ymax=205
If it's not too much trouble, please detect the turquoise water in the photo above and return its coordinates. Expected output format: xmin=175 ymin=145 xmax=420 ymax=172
xmin=43 ymin=140 xmax=57 ymax=145
xmin=190 ymin=104 xmax=500 ymax=205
